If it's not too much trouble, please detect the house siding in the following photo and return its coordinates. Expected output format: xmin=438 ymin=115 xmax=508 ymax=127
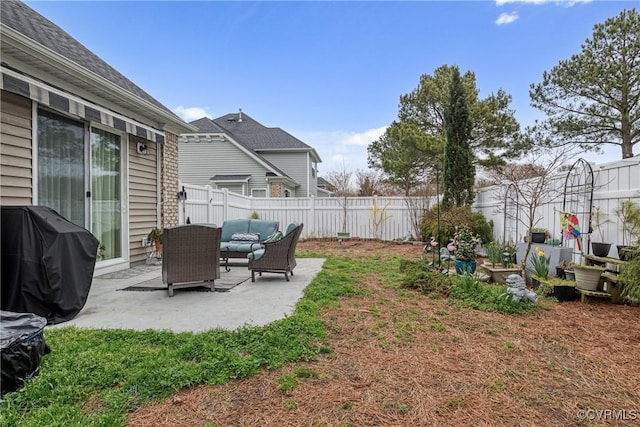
xmin=129 ymin=135 xmax=159 ymax=264
xmin=0 ymin=91 xmax=32 ymax=205
xmin=179 ymin=140 xmax=269 ymax=194
xmin=261 ymin=152 xmax=312 ymax=197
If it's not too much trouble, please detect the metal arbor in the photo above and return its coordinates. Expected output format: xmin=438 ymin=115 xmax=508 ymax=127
xmin=561 ymin=158 xmax=594 ymax=254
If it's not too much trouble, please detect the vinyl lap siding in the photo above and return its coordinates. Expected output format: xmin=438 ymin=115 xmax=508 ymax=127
xmin=261 ymin=152 xmax=309 ymax=197
xmin=129 ymin=135 xmax=159 ymax=263
xmin=179 ymin=140 xmax=270 ymax=194
xmin=0 ymin=91 xmax=32 ymax=205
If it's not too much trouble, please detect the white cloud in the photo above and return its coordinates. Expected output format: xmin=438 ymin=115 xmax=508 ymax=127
xmin=174 ymin=106 xmax=212 ymax=122
xmin=496 ymin=11 xmax=519 ymax=25
xmin=343 ymin=126 xmax=387 ymax=146
xmin=292 ymin=125 xmax=388 ymax=175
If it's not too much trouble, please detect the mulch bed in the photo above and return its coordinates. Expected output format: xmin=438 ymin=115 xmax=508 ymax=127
xmin=127 ymin=240 xmax=640 ymax=426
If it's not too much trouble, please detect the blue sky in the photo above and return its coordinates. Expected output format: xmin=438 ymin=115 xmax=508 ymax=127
xmin=26 ymin=0 xmax=635 ymax=175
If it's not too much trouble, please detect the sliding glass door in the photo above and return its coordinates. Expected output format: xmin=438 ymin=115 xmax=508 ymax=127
xmin=91 ymin=128 xmax=122 ymax=260
xmin=37 ymin=109 xmax=125 ymax=262
xmin=37 ymin=110 xmax=86 ymax=226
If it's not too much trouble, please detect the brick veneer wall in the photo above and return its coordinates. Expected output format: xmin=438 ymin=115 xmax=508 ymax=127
xmin=161 ymin=131 xmax=179 ymax=228
xmin=270 ymin=181 xmax=284 ymax=198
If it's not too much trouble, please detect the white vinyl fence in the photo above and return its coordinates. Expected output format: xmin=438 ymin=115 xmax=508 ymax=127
xmin=178 ymin=185 xmax=432 ymax=241
xmin=474 ymin=157 xmax=640 ymax=251
xmin=178 ymin=157 xmax=640 ymax=246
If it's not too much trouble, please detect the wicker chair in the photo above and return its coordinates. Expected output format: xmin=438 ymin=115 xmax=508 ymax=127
xmin=162 ymin=224 xmax=221 ymax=297
xmin=248 ymin=223 xmax=304 ymax=282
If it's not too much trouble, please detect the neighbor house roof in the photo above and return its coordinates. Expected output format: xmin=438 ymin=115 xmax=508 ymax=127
xmin=0 ymin=0 xmax=194 ymax=134
xmin=190 ymin=117 xmax=228 ymax=134
xmin=189 ymin=112 xmax=324 ymax=184
xmin=212 ymin=112 xmax=322 ymax=162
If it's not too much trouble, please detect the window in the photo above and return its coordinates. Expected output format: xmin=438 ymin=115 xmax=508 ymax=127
xmin=252 ymin=188 xmax=267 ymax=198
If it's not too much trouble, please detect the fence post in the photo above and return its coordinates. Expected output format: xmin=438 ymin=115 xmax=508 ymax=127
xmin=309 ymin=196 xmax=315 ymax=237
xmin=207 ymin=185 xmax=214 ymax=224
xmin=178 ymin=182 xmax=184 ymax=225
xmin=222 ymin=188 xmax=228 ymax=221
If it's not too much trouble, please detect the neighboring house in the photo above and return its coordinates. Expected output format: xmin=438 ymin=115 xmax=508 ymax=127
xmin=179 ymin=110 xmax=322 ymax=197
xmin=0 ymin=0 xmax=195 ymax=274
xmin=316 ymin=176 xmax=334 ymax=197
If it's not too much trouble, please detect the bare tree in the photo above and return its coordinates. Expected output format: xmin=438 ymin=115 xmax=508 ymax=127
xmin=355 ymin=169 xmax=385 ymax=196
xmin=325 ymin=165 xmax=355 ymax=234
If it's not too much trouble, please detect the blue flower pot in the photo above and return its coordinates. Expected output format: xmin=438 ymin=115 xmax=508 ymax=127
xmin=454 ymin=259 xmax=477 ymax=275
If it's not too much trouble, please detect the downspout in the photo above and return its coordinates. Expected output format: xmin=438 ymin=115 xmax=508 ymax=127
xmin=306 ymin=152 xmax=310 ymax=197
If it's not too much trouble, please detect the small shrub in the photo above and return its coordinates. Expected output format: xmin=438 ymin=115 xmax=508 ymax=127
xmin=420 ymin=205 xmax=493 ymax=245
xmin=399 ymin=261 xmax=456 ymax=296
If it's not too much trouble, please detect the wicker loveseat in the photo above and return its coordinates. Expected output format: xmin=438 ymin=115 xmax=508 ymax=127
xmin=220 ymin=219 xmax=279 ymax=270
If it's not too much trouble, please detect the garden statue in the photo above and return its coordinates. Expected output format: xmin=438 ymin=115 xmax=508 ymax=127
xmin=504 ymin=274 xmax=538 ymax=304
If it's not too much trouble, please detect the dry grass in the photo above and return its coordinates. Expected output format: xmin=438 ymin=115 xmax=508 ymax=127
xmin=128 ymin=240 xmax=640 ymax=426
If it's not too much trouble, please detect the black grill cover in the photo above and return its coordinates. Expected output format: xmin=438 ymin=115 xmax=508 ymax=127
xmin=1 ymin=206 xmax=99 ymax=324
xmin=0 ymin=310 xmax=49 ymax=396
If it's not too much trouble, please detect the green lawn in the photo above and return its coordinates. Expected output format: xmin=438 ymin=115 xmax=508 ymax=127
xmin=0 ymin=254 xmax=534 ymax=426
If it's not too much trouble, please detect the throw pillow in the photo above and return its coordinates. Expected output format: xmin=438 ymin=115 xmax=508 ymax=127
xmin=263 ymin=231 xmax=283 ymax=244
xmin=230 ymin=232 xmax=260 ymax=242
xmin=285 ymin=222 xmax=299 ymax=236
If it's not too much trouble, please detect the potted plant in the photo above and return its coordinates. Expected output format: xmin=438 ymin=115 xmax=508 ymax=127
xmin=453 ymin=226 xmax=480 ymax=275
xmin=528 ymin=246 xmax=550 ymax=288
xmin=615 ymin=200 xmax=640 ymax=261
xmin=590 ymin=206 xmax=612 ymax=258
xmin=481 ymin=242 xmax=522 ymax=284
xmin=484 ymin=242 xmax=503 ymax=267
xmin=573 ymin=263 xmax=604 ymax=291
xmin=147 ymin=227 xmax=164 ymax=253
xmin=556 ymin=260 xmax=566 ymax=279
xmin=530 ymin=227 xmax=549 ymax=244
xmin=563 ymin=262 xmax=575 ymax=281
xmin=538 ymin=277 xmax=577 ymax=302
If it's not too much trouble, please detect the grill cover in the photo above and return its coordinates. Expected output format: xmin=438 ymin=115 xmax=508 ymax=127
xmin=1 ymin=206 xmax=99 ymax=324
xmin=0 ymin=310 xmax=49 ymax=396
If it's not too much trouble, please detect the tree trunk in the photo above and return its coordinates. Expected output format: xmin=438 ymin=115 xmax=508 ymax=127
xmin=621 ymin=138 xmax=633 ymax=159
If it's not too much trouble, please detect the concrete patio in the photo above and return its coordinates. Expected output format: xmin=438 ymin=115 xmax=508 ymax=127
xmin=48 ymin=258 xmax=325 ymax=333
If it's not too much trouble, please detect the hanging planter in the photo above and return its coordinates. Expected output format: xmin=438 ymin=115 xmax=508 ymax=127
xmin=573 ymin=264 xmax=604 ymax=291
